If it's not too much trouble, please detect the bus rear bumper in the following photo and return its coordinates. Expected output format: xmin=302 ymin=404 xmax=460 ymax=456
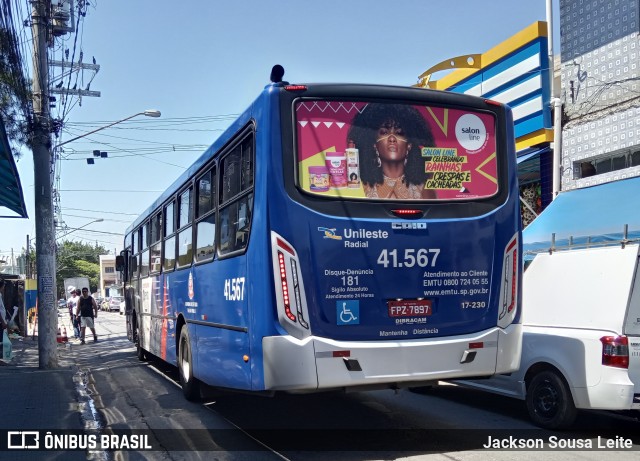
xmin=263 ymin=323 xmax=522 ymax=391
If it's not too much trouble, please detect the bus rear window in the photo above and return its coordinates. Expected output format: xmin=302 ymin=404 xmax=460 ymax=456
xmin=295 ymin=101 xmax=498 ymax=201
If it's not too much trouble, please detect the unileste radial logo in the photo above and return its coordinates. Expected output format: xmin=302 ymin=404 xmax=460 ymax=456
xmin=455 ymin=114 xmax=487 ymax=153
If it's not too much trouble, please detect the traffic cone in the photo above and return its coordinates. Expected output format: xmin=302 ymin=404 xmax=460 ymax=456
xmin=56 ymin=327 xmax=63 ymax=343
xmin=61 ymin=326 xmax=69 ymax=343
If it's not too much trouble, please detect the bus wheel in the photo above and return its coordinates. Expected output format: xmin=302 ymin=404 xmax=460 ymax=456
xmin=135 ymin=317 xmax=147 ymax=362
xmin=526 ymin=370 xmax=577 ymax=429
xmin=178 ymin=327 xmax=200 ymax=401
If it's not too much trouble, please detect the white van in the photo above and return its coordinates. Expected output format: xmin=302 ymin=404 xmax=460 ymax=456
xmin=455 ymin=243 xmax=640 ymax=429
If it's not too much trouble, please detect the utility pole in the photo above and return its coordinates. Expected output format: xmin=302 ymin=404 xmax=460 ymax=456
xmin=31 ymin=0 xmax=58 ymax=368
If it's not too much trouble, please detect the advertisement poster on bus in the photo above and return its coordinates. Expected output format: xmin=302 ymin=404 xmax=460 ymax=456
xmin=295 ymin=101 xmax=498 ymax=200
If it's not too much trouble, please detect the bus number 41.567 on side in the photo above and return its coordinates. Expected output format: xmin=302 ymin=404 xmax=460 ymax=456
xmin=224 ymin=277 xmax=246 ymax=301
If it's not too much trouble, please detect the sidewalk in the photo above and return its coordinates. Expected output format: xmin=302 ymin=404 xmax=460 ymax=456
xmin=0 ymin=332 xmax=84 ymax=431
xmin=0 ymin=330 xmax=93 ymax=460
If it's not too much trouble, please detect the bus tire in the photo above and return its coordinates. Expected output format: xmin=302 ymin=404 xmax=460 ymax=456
xmin=526 ymin=369 xmax=577 ymax=429
xmin=135 ymin=316 xmax=147 ymax=362
xmin=178 ymin=326 xmax=200 ymax=401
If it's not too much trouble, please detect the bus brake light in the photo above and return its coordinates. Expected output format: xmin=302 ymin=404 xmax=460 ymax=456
xmin=284 ymin=85 xmax=308 ymax=92
xmin=391 ymin=209 xmax=423 ymax=218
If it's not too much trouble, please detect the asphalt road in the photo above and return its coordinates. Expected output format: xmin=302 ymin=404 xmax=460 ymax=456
xmin=79 ymin=311 xmax=640 ymax=461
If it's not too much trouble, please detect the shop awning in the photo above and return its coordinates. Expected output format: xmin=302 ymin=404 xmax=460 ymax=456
xmin=523 ymin=176 xmax=640 ymax=258
xmin=0 ymin=118 xmax=28 ymax=218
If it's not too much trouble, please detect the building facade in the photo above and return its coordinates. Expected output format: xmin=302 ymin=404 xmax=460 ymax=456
xmin=98 ymin=254 xmax=119 ymax=298
xmin=560 ymin=0 xmax=640 ymax=190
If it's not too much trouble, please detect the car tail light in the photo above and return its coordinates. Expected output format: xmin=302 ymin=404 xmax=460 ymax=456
xmin=600 ymin=335 xmax=629 ymax=369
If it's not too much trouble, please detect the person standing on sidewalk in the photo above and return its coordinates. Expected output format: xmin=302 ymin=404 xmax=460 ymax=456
xmin=76 ymin=287 xmax=98 ymax=344
xmin=0 ymin=278 xmax=8 ymax=331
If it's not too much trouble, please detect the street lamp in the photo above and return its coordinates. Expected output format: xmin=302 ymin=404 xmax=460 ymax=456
xmin=53 ymin=109 xmax=161 ymax=149
xmin=56 ymin=218 xmax=104 ymax=241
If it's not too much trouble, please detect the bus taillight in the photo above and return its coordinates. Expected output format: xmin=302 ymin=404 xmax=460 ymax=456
xmin=498 ymin=233 xmax=519 ymax=328
xmin=272 ymin=232 xmax=311 ymax=338
xmin=278 ymin=251 xmax=296 ymax=322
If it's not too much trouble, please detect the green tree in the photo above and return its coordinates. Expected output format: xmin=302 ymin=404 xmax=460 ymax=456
xmin=0 ymin=27 xmax=33 ymax=152
xmin=56 ymin=241 xmax=109 ymax=297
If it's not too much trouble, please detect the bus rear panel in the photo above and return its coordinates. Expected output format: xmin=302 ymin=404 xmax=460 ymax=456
xmin=261 ymin=86 xmax=521 ymax=391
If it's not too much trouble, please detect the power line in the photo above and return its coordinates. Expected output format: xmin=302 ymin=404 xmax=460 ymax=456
xmin=63 ymin=206 xmax=139 ymax=216
xmin=65 ymin=114 xmax=240 ymax=126
xmin=61 ymin=145 xmax=206 ymax=155
xmin=61 ymin=213 xmax=131 ymax=223
xmin=56 ymin=227 xmax=122 ymax=236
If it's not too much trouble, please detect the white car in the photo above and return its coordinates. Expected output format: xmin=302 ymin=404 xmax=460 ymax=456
xmin=454 ymin=244 xmax=640 ymax=429
xmin=108 ymin=296 xmax=124 ymax=312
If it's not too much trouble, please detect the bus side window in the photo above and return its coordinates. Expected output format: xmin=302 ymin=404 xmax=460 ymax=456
xmin=130 ymin=254 xmax=139 ymax=279
xmin=219 ymin=210 xmax=232 ymax=253
xmin=176 ymin=226 xmax=193 ymax=268
xmin=221 ymin=147 xmax=241 ymax=203
xmin=218 ymin=131 xmax=254 ymax=257
xmin=236 ymin=194 xmax=253 ymax=245
xmin=219 ymin=194 xmax=253 ymax=254
xmin=164 ymin=235 xmax=176 ymax=271
xmin=195 ymin=214 xmax=216 ymax=262
xmin=140 ymin=249 xmax=150 ymax=277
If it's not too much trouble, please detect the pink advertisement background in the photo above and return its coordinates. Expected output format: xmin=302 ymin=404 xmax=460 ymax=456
xmin=295 ymin=101 xmax=498 ymax=200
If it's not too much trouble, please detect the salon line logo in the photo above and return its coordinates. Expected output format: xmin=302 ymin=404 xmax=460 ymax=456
xmin=455 ymin=113 xmax=487 ymax=152
xmin=318 ymin=227 xmax=342 ymax=240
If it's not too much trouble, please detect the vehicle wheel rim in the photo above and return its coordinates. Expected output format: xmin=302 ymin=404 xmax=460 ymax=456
xmin=533 ymin=378 xmax=559 ymax=418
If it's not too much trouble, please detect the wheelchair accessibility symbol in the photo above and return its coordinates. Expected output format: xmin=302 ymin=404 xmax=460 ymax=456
xmin=337 ymin=300 xmax=359 ymax=325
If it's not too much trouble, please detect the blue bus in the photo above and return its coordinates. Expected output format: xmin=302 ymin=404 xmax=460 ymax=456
xmin=118 ymin=72 xmax=522 ymax=400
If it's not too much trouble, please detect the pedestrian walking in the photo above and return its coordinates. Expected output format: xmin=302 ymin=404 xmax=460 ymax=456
xmin=76 ymin=287 xmax=98 ymax=344
xmin=67 ymin=287 xmax=81 ymax=339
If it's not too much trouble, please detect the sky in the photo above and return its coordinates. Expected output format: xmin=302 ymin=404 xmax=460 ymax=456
xmin=2 ymin=0 xmax=560 ymax=265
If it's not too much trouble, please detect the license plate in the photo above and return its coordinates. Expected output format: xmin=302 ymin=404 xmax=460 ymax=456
xmin=388 ymin=299 xmax=432 ymax=317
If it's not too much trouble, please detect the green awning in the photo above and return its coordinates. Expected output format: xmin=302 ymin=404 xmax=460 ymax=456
xmin=0 ymin=117 xmax=28 ymax=218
